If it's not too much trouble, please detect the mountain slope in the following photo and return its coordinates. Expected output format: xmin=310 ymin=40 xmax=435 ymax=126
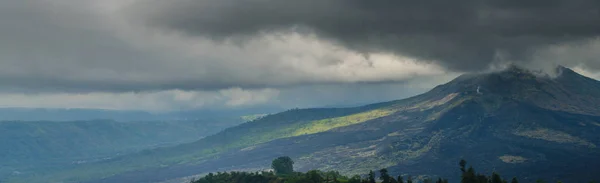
xmin=16 ymin=66 xmax=600 ymax=183
xmin=0 ymin=118 xmax=245 ymax=180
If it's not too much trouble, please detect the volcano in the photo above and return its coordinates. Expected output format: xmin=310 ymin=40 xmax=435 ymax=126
xmin=22 ymin=66 xmax=600 ymax=183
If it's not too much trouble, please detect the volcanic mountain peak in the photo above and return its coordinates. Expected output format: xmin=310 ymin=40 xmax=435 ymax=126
xmin=443 ymin=65 xmax=554 ymax=91
xmin=423 ymin=65 xmax=600 ymax=116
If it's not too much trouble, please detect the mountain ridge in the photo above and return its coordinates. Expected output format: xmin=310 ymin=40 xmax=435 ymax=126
xmin=11 ymin=66 xmax=600 ymax=183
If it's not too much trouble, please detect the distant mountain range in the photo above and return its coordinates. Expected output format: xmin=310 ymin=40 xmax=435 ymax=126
xmin=0 ymin=118 xmax=247 ymax=180
xmin=8 ymin=66 xmax=600 ymax=183
xmin=0 ymin=107 xmax=281 ymax=122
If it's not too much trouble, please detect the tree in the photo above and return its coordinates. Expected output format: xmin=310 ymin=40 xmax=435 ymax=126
xmin=511 ymin=177 xmax=519 ymax=183
xmin=349 ymin=175 xmax=362 ymax=183
xmin=407 ymin=176 xmax=413 ymax=183
xmin=271 ymin=156 xmax=294 ymax=175
xmin=460 ymin=159 xmax=467 ymax=173
xmin=398 ymin=175 xmax=404 ymax=183
xmin=491 ymin=172 xmax=503 ymax=183
xmin=325 ymin=171 xmax=340 ymax=183
xmin=380 ymin=168 xmax=391 ymax=183
xmin=368 ymin=170 xmax=376 ymax=183
xmin=460 ymin=159 xmax=478 ymax=183
xmin=476 ymin=174 xmax=488 ymax=183
xmin=306 ymin=170 xmax=324 ymax=183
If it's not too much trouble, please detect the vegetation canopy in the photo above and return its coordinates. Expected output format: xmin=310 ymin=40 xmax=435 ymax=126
xmin=271 ymin=156 xmax=294 ymax=175
xmin=190 ymin=158 xmax=594 ymax=183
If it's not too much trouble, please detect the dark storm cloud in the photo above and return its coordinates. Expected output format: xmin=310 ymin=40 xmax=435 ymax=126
xmin=131 ymin=0 xmax=600 ymax=71
xmin=1 ymin=0 xmax=599 ymax=111
xmin=0 ymin=0 xmax=451 ymax=93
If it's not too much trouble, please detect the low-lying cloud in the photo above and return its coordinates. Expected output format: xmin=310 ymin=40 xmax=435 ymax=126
xmin=0 ymin=88 xmax=279 ymax=111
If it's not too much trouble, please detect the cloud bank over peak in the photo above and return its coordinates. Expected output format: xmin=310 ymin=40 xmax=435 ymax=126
xmin=129 ymin=0 xmax=600 ymax=72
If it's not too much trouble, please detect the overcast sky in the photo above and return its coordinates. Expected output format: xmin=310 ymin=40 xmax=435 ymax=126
xmin=0 ymin=0 xmax=599 ymax=111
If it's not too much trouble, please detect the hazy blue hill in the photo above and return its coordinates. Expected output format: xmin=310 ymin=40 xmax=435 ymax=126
xmin=0 ymin=108 xmax=156 ymax=121
xmin=0 ymin=117 xmax=245 ymax=179
xmin=0 ymin=107 xmax=282 ymax=122
xmin=14 ymin=67 xmax=600 ymax=183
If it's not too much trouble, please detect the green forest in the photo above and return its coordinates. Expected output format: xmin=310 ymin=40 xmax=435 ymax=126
xmin=190 ymin=157 xmax=590 ymax=183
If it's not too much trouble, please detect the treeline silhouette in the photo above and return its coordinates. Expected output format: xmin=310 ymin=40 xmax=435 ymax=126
xmin=190 ymin=157 xmax=589 ymax=183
